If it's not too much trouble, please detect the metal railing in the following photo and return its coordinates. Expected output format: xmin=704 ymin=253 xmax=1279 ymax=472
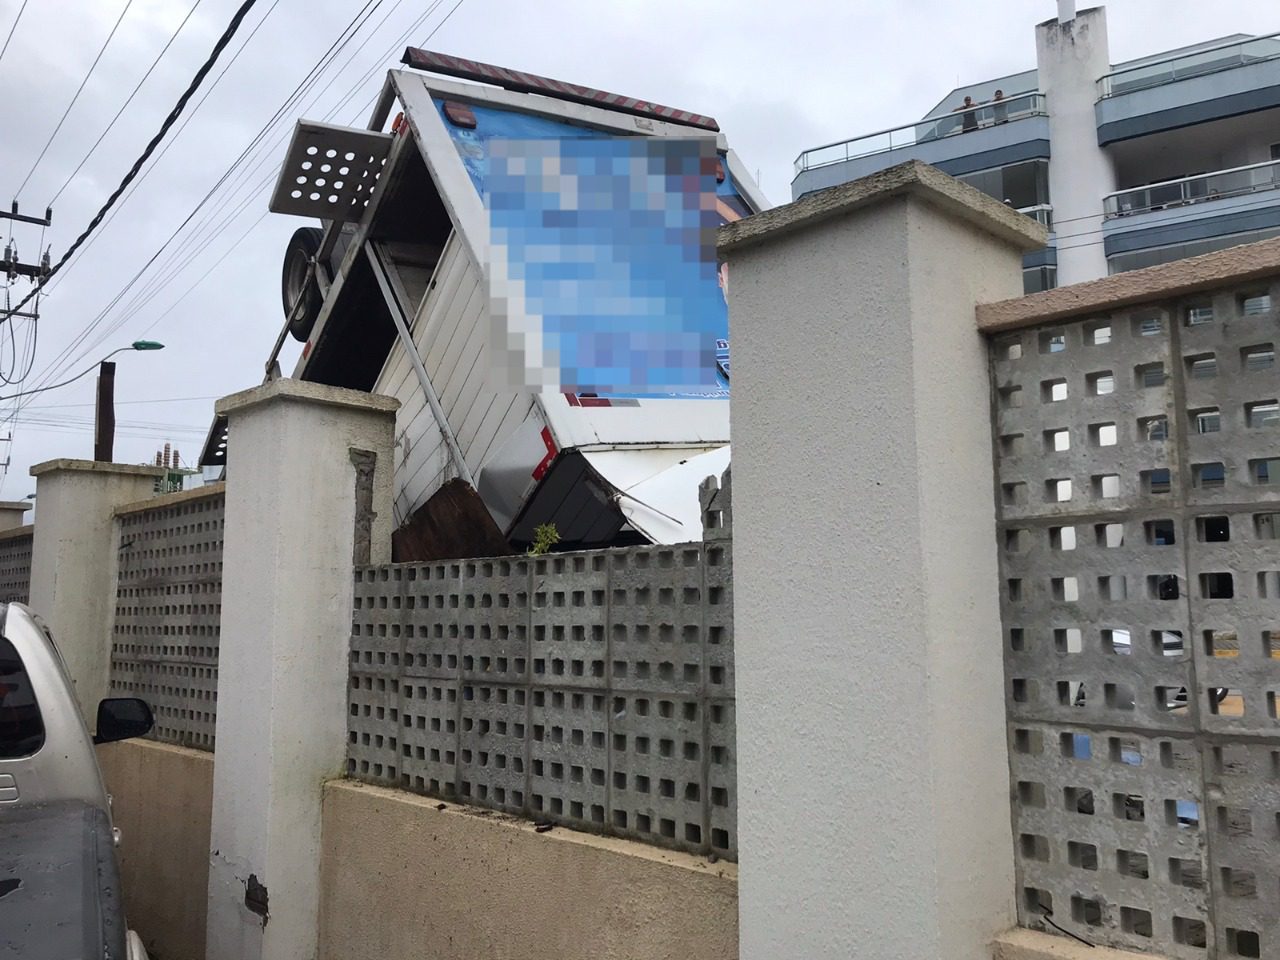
xmin=1017 ymin=204 xmax=1053 ymax=230
xmin=1103 ymin=159 xmax=1280 ymax=219
xmin=1098 ymin=31 xmax=1280 ymax=98
xmin=794 ymin=92 xmax=1045 ymax=175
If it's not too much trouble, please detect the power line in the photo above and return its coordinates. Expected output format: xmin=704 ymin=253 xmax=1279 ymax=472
xmin=20 ymin=0 xmax=465 ymax=401
xmin=42 ymin=0 xmax=287 ymax=279
xmin=333 ymin=0 xmax=464 ymax=125
xmin=1 ymin=0 xmax=262 ymax=325
xmin=0 ymin=0 xmax=28 ymax=69
xmin=17 ymin=0 xmax=393 ymax=388
xmin=48 ymin=0 xmax=207 ymax=207
xmin=116 ymin=0 xmax=466 ymax=360
xmin=14 ymin=0 xmax=137 ymax=201
xmin=17 ymin=394 xmax=217 ymax=410
xmin=23 ymin=0 xmax=379 ymax=372
xmin=44 ymin=0 xmax=362 ymax=292
xmin=0 ymin=348 xmax=149 ymax=401
xmin=2 ymin=0 xmax=468 ymax=485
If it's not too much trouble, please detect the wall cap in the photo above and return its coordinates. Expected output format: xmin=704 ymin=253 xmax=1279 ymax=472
xmin=216 ymin=378 xmax=400 ymax=418
xmin=977 ymin=235 xmax=1280 ymax=333
xmin=718 ymin=159 xmax=1048 ymax=256
xmin=993 ymin=927 xmax=1168 ymax=960
xmin=30 ymin=459 xmax=167 ymax=479
xmin=0 ymin=524 xmax=33 ymax=542
xmin=0 ymin=501 xmax=30 ymax=512
xmin=115 ymin=482 xmax=226 ymax=518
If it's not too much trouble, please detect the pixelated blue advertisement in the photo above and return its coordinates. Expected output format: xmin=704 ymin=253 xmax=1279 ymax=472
xmin=435 ymin=100 xmax=749 ymax=400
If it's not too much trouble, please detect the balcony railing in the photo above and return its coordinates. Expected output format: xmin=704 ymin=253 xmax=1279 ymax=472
xmin=1017 ymin=204 xmax=1053 ymax=230
xmin=1103 ymin=159 xmax=1280 ymax=219
xmin=794 ymin=92 xmax=1045 ymax=175
xmin=1098 ymin=31 xmax=1280 ymax=98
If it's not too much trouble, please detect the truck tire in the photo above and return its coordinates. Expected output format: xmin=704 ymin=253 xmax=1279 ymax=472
xmin=281 ymin=227 xmax=324 ymax=342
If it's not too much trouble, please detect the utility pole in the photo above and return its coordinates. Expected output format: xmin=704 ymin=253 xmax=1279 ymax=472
xmin=1 ymin=202 xmax=52 ymax=313
xmin=93 ymin=361 xmax=116 ymax=462
xmin=0 ymin=201 xmax=52 ymax=228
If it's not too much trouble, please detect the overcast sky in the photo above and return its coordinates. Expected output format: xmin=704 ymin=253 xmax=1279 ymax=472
xmin=0 ymin=0 xmax=1275 ymax=499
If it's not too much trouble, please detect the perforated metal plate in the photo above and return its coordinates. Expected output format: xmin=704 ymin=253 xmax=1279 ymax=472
xmin=269 ymin=120 xmax=392 ymax=221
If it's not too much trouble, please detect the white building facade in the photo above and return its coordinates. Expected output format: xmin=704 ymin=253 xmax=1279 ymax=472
xmin=793 ymin=4 xmax=1280 ymax=291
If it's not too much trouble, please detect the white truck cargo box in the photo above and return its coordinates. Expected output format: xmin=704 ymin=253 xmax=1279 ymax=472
xmin=204 ymin=51 xmax=765 ymax=557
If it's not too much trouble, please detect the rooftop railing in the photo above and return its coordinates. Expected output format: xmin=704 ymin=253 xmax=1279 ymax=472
xmin=794 ymin=92 xmax=1045 ymax=175
xmin=1103 ymin=159 xmax=1280 ymax=219
xmin=1098 ymin=31 xmax=1280 ymax=98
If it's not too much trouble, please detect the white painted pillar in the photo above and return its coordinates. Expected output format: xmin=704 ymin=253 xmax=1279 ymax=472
xmin=28 ymin=459 xmax=165 ymax=724
xmin=0 ymin=500 xmax=30 ymax=532
xmin=720 ymin=162 xmax=1044 ymax=960
xmin=1037 ymin=5 xmax=1116 ymax=284
xmin=205 ymin=379 xmax=397 ymax=960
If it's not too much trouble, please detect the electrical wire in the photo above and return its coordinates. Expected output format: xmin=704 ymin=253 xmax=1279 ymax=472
xmin=16 ymin=0 xmax=419 ymax=399
xmin=334 ymin=0 xmax=465 ymax=126
xmin=0 ymin=0 xmax=28 ymax=70
xmin=2 ymin=0 xmax=467 ymax=487
xmin=48 ymin=0 xmax=207 ymax=207
xmin=1035 ymin=900 xmax=1094 ymax=948
xmin=1 ymin=0 xmax=262 ymax=325
xmin=34 ymin=0 xmax=284 ymax=305
xmin=17 ymin=394 xmax=217 ymax=410
xmin=19 ymin=0 xmax=465 ymax=403
xmin=0 ymin=348 xmax=145 ymax=401
xmin=44 ymin=0 xmax=287 ymax=280
xmin=14 ymin=0 xmax=137 ymax=201
xmin=21 ymin=0 xmax=383 ymax=374
xmin=126 ymin=0 xmax=452 ymax=320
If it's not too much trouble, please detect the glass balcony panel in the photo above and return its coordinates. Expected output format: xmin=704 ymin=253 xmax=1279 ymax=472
xmin=795 ymin=93 xmax=1046 ymax=174
xmin=1099 ymin=33 xmax=1280 ymax=98
xmin=1104 ymin=159 xmax=1280 ymax=218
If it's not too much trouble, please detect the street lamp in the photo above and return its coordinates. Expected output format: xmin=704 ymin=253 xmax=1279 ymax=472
xmin=0 ymin=341 xmax=165 ymax=400
xmin=0 ymin=341 xmax=167 ymax=463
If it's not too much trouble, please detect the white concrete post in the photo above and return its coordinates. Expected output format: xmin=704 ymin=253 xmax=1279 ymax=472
xmin=28 ymin=459 xmax=165 ymax=724
xmin=0 ymin=500 xmax=30 ymax=532
xmin=205 ymin=379 xmax=397 ymax=960
xmin=720 ymin=162 xmax=1045 ymax=960
xmin=1037 ymin=5 xmax=1116 ymax=284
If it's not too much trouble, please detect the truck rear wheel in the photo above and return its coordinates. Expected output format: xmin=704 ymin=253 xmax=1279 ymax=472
xmin=281 ymin=227 xmax=324 ymax=342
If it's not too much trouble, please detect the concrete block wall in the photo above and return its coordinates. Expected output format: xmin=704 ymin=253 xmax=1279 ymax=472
xmin=347 ymin=468 xmax=735 ymax=859
xmin=109 ymin=485 xmax=226 ymax=750
xmin=0 ymin=525 xmax=33 ymax=603
xmin=989 ymin=264 xmax=1280 ymax=957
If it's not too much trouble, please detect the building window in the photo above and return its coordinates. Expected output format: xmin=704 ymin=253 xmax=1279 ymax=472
xmin=959 ymin=159 xmax=1050 ymax=209
xmin=1108 ymin=227 xmax=1280 ymax=274
xmin=1023 ymin=265 xmax=1057 ymax=295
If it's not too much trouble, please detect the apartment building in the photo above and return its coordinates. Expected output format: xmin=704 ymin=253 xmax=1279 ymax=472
xmin=792 ymin=2 xmax=1280 ymax=293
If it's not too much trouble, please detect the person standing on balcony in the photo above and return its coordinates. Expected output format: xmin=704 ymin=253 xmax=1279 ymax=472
xmin=992 ymin=89 xmax=1008 ymax=124
xmin=954 ymin=95 xmax=978 ymax=132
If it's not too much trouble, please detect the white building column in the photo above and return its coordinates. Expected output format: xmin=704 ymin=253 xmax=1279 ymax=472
xmin=205 ymin=379 xmax=397 ymax=960
xmin=0 ymin=500 xmax=31 ymax=532
xmin=1037 ymin=5 xmax=1117 ymax=284
xmin=28 ymin=459 xmax=165 ymax=724
xmin=720 ymin=161 xmax=1044 ymax=960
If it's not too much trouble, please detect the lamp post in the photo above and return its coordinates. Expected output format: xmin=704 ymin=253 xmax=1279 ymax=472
xmin=0 ymin=340 xmax=166 ymax=465
xmin=94 ymin=342 xmax=166 ymax=463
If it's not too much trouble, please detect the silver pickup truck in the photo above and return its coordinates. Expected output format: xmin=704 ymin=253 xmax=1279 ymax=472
xmin=0 ymin=602 xmax=153 ymax=959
